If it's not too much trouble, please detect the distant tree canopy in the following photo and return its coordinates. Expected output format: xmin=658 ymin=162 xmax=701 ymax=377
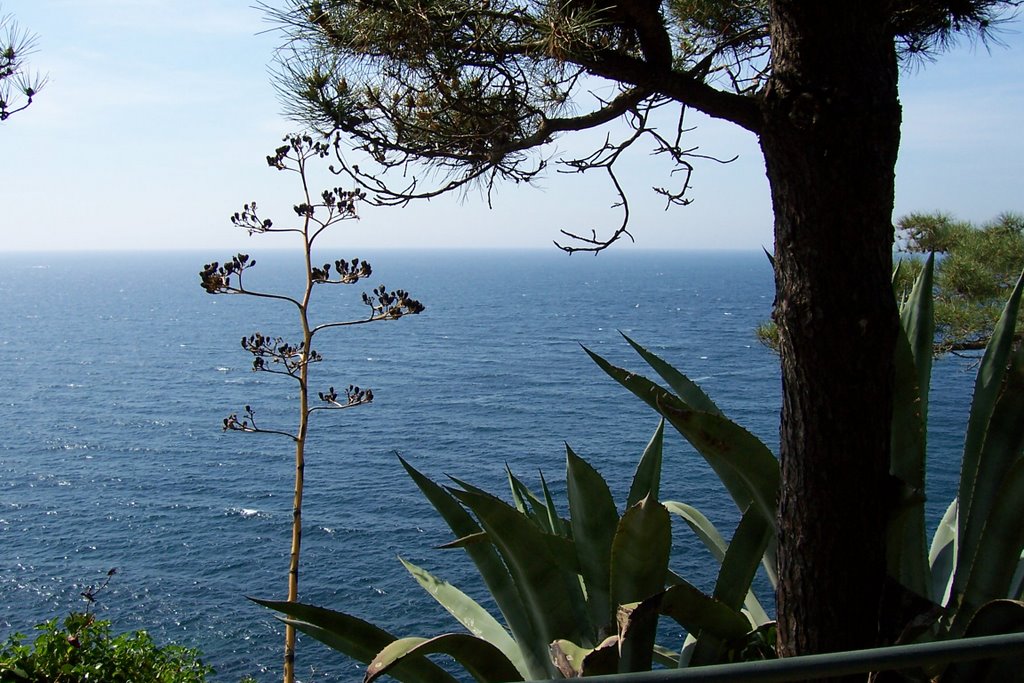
xmin=896 ymin=212 xmax=1024 ymax=352
xmin=0 ymin=8 xmax=46 ymax=122
xmin=757 ymin=212 xmax=1024 ymax=354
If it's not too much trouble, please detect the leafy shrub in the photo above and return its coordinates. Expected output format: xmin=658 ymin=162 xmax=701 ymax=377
xmin=0 ymin=612 xmax=213 ymax=683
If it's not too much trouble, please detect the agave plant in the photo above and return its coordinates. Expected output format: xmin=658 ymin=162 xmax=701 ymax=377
xmin=588 ymin=255 xmax=1024 ymax=678
xmin=256 ymin=417 xmax=779 ymax=681
xmin=886 ymin=255 xmax=1024 ymax=645
xmin=256 ymin=256 xmax=1024 ymax=681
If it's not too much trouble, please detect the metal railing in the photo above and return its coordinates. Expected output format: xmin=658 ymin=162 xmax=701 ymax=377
xmin=525 ymin=632 xmax=1024 ymax=682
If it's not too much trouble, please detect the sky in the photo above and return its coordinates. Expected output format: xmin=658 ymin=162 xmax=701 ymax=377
xmin=2 ymin=1 xmax=1023 ymax=252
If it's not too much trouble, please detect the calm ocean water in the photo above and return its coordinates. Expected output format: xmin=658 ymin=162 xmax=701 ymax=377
xmin=0 ymin=250 xmax=976 ymax=681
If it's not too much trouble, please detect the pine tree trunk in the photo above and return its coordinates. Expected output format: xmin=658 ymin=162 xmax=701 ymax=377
xmin=761 ymin=2 xmax=901 ymax=673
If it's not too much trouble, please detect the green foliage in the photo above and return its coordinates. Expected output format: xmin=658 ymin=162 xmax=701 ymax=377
xmin=747 ymin=255 xmax=1024 ymax=669
xmin=895 ymin=212 xmax=1024 ymax=352
xmin=753 ymin=320 xmax=778 ymax=352
xmin=884 ymin=255 xmax=1024 ymax=673
xmin=267 ymin=1 xmax=1021 ymax=663
xmin=256 ymin=418 xmax=777 ymax=681
xmin=928 ymin=260 xmax=1024 ymax=633
xmin=1 ymin=9 xmax=47 ymax=122
xmin=759 ymin=212 xmax=1024 ymax=354
xmin=267 ymin=1 xmax=1012 ymax=258
xmin=253 ymin=258 xmax=1024 ymax=681
xmin=269 ymin=0 xmax=1007 ymax=189
xmin=938 ymin=600 xmax=1024 ymax=682
xmin=0 ymin=613 xmax=213 ymax=683
xmin=589 ymin=261 xmax=1024 ymax=675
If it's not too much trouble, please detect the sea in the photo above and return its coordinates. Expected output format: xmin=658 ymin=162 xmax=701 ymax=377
xmin=0 ymin=249 xmax=977 ymax=681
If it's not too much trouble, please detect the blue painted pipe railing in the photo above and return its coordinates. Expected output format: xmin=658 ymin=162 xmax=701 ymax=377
xmin=525 ymin=632 xmax=1024 ymax=682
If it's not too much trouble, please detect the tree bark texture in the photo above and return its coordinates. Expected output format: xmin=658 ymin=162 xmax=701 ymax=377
xmin=760 ymin=2 xmax=902 ymax=673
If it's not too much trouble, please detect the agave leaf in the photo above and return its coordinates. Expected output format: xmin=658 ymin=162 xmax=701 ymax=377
xmin=889 ymin=265 xmax=932 ymax=599
xmin=610 ymin=496 xmax=671 ymax=672
xmin=762 ymin=535 xmax=780 ymax=590
xmin=250 ymin=598 xmax=456 ymax=683
xmin=617 ymin=598 xmax=661 ymax=673
xmin=506 ymin=466 xmax=529 ymax=515
xmin=540 ymin=531 xmax=582 ymax=575
xmin=539 ymin=470 xmax=566 ymax=537
xmin=446 ymin=475 xmax=497 ymax=499
xmin=890 ymin=255 xmax=935 ymax=508
xmin=1011 ymin=552 xmax=1024 ymax=601
xmin=887 ymin=483 xmax=930 ymax=602
xmin=436 ymin=531 xmax=488 ymax=550
xmin=398 ymin=558 xmax=527 ymax=678
xmin=646 ymin=582 xmax=752 ymax=641
xmin=450 ymin=486 xmax=589 ymax=659
xmin=954 ymin=342 xmax=1024 ymax=598
xmin=686 ymin=506 xmax=773 ymax=666
xmin=397 ymin=457 xmax=547 ymax=679
xmin=713 ymin=506 xmax=772 ymax=614
xmin=678 ymin=632 xmax=698 ymax=668
xmin=736 ymin=621 xmax=779 ymax=663
xmin=939 ymin=599 xmax=1024 ymax=683
xmin=652 ymin=643 xmax=680 ymax=668
xmin=566 ymin=444 xmax=618 ymax=635
xmin=610 ymin=496 xmax=671 ymax=609
xmin=619 ymin=333 xmax=723 ymax=416
xmin=657 ymin=394 xmax=778 ymax=530
xmin=457 ymin=479 xmax=578 ymax=576
xmin=550 ymin=638 xmax=588 ymax=677
xmin=898 ymin=253 xmax=936 ymax=423
xmin=956 ymin=269 xmax=1024 ymax=593
xmin=436 ymin=513 xmax=575 ymax=576
xmin=891 ymin=257 xmax=904 ymax=283
xmin=626 ymin=419 xmax=665 ymax=508
xmin=584 ymin=346 xmax=779 ymax=528
xmin=929 ymin=499 xmax=959 ymax=607
xmin=954 ymin=458 xmax=1024 ymax=634
xmin=680 ymin=631 xmax=726 ymax=667
xmin=664 ymin=501 xmax=772 ymax=625
xmin=664 ymin=501 xmax=771 ymax=623
xmin=504 ymin=468 xmax=552 ymax=534
xmin=665 ymin=500 xmax=728 ymax=562
xmin=504 ymin=470 xmax=566 ymax=537
xmin=550 ymin=637 xmax=620 ymax=677
xmin=666 ymin=568 xmax=691 ymax=591
xmin=365 ymin=634 xmax=524 ymax=683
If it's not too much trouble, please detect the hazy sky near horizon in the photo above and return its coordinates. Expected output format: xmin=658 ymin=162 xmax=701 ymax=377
xmin=2 ymin=1 xmax=1023 ymax=253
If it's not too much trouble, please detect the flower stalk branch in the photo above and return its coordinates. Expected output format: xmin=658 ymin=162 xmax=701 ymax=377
xmin=200 ymin=133 xmax=423 ymax=683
